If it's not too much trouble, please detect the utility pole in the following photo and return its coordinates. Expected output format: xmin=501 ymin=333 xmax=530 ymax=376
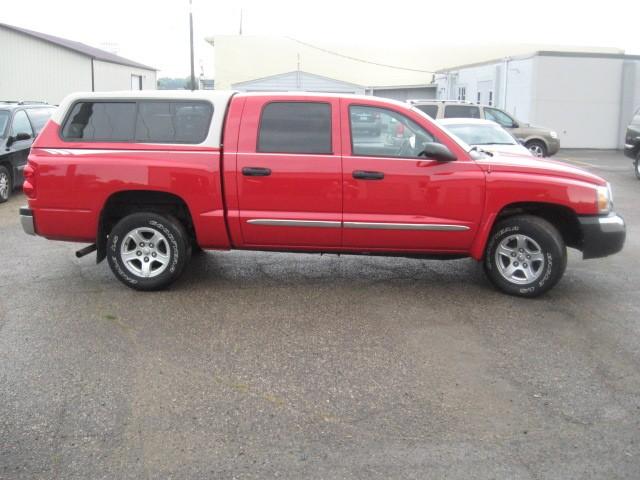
xmin=189 ymin=0 xmax=197 ymax=90
xmin=239 ymin=8 xmax=243 ymax=35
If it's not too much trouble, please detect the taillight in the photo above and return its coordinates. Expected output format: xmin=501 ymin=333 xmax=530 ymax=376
xmin=23 ymin=163 xmax=35 ymax=198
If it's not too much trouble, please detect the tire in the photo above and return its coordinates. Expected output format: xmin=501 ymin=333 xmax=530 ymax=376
xmin=635 ymin=153 xmax=640 ymax=180
xmin=107 ymin=212 xmax=189 ymax=291
xmin=0 ymin=165 xmax=11 ymax=203
xmin=526 ymin=140 xmax=547 ymax=158
xmin=483 ymin=215 xmax=567 ymax=298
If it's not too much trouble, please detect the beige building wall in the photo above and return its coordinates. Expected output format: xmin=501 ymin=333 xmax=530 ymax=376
xmin=0 ymin=26 xmax=92 ymax=104
xmin=92 ymin=60 xmax=157 ymax=91
xmin=209 ymin=35 xmax=624 ymax=91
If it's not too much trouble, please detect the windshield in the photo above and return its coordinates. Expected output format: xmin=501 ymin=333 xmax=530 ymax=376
xmin=443 ymin=123 xmax=517 ymax=146
xmin=0 ymin=111 xmax=9 ymax=138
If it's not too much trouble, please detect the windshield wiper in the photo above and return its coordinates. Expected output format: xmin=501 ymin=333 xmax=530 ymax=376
xmin=470 ymin=146 xmax=493 ymax=157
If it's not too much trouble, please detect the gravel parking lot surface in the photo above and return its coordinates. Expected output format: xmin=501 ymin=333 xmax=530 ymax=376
xmin=1 ymin=150 xmax=638 ymax=479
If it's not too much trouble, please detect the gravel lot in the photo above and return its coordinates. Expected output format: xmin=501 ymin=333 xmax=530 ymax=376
xmin=1 ymin=149 xmax=638 ymax=479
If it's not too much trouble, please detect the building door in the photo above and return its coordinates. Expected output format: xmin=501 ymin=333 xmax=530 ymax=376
xmin=477 ymin=80 xmax=493 ymax=105
xmin=131 ymin=75 xmax=143 ymax=90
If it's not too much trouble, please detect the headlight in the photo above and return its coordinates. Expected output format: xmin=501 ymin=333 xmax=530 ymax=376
xmin=596 ymin=183 xmax=613 ymax=214
xmin=549 ymin=131 xmax=558 ymax=139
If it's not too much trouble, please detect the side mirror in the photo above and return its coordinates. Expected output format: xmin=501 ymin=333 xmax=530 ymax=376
xmin=15 ymin=132 xmax=31 ymax=141
xmin=7 ymin=132 xmax=31 ymax=146
xmin=418 ymin=142 xmax=457 ymax=162
xmin=510 ymin=121 xmax=519 ymax=129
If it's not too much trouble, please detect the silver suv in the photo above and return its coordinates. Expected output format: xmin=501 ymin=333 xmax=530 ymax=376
xmin=409 ymin=100 xmax=560 ymax=157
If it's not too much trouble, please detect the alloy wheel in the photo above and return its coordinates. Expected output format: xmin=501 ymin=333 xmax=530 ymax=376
xmin=0 ymin=172 xmax=9 ymax=200
xmin=495 ymin=234 xmax=545 ymax=285
xmin=120 ymin=227 xmax=171 ymax=278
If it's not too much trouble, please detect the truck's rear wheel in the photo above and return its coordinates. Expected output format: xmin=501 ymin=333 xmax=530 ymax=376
xmin=483 ymin=215 xmax=567 ymax=297
xmin=107 ymin=212 xmax=189 ymax=291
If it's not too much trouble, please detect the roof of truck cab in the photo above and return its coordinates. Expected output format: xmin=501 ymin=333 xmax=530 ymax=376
xmin=51 ymin=90 xmax=423 ymax=149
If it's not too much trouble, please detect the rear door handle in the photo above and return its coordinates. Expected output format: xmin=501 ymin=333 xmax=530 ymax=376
xmin=242 ymin=167 xmax=272 ymax=177
xmin=352 ymin=170 xmax=384 ymax=180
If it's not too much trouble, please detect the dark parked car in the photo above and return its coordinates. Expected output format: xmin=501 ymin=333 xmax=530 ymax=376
xmin=0 ymin=101 xmax=56 ymax=203
xmin=623 ymin=107 xmax=640 ymax=179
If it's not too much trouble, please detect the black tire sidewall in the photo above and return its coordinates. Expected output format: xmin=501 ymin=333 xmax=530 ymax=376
xmin=484 ymin=216 xmax=566 ymax=297
xmin=107 ymin=213 xmax=187 ymax=290
xmin=0 ymin=165 xmax=11 ymax=203
xmin=635 ymin=154 xmax=640 ymax=180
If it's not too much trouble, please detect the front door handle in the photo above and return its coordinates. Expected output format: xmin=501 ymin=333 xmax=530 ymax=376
xmin=242 ymin=167 xmax=272 ymax=177
xmin=352 ymin=170 xmax=384 ymax=180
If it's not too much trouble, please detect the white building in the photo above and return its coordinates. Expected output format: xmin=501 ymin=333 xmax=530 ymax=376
xmin=435 ymin=51 xmax=640 ymax=149
xmin=0 ymin=23 xmax=157 ymax=105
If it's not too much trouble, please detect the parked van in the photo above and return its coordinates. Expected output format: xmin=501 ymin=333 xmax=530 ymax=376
xmin=409 ymin=100 xmax=560 ymax=158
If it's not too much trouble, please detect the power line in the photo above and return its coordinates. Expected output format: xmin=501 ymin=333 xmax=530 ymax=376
xmin=286 ymin=37 xmax=435 ymax=74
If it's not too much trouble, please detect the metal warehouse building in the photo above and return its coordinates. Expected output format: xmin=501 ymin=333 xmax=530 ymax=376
xmin=435 ymin=51 xmax=640 ymax=149
xmin=0 ymin=23 xmax=156 ymax=105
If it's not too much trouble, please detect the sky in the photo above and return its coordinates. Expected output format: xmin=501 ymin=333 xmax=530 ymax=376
xmin=1 ymin=0 xmax=639 ymax=78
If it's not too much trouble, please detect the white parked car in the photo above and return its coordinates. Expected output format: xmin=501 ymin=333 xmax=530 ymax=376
xmin=437 ymin=118 xmax=532 ymax=156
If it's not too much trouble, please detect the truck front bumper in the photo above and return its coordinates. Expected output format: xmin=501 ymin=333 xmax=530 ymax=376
xmin=20 ymin=206 xmax=35 ymax=236
xmin=578 ymin=213 xmax=625 ymax=259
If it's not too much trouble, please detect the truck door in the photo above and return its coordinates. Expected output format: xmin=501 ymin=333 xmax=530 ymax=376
xmin=340 ymin=100 xmax=485 ymax=252
xmin=235 ymin=96 xmax=342 ymax=248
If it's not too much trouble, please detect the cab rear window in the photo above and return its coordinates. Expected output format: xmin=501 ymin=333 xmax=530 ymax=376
xmin=61 ymin=100 xmax=213 ymax=144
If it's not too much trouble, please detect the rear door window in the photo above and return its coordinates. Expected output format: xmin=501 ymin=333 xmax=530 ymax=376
xmin=484 ymin=107 xmax=516 ymax=128
xmin=11 ymin=110 xmax=34 ymax=137
xmin=443 ymin=105 xmax=481 ymax=119
xmin=415 ymin=104 xmax=439 ymax=118
xmin=26 ymin=107 xmax=56 ymax=134
xmin=61 ymin=100 xmax=213 ymax=143
xmin=258 ymin=102 xmax=332 ymax=154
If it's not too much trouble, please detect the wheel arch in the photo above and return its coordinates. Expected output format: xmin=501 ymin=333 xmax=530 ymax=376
xmin=471 ymin=201 xmax=582 ymax=260
xmin=523 ymin=136 xmax=550 ymax=149
xmin=97 ymin=190 xmax=195 ymax=263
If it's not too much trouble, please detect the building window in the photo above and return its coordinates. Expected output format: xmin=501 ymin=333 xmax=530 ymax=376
xmin=457 ymin=87 xmax=466 ymax=101
xmin=488 ymin=91 xmax=494 ymax=106
xmin=131 ymin=75 xmax=143 ymax=90
xmin=258 ymin=102 xmax=332 ymax=154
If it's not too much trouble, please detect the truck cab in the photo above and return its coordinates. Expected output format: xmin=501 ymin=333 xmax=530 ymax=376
xmin=20 ymin=91 xmax=625 ymax=297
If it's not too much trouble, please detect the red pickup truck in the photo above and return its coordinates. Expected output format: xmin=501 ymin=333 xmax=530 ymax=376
xmin=20 ymin=91 xmax=625 ymax=296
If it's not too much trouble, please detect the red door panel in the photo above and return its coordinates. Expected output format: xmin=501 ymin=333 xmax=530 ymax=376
xmin=340 ymin=99 xmax=485 ymax=252
xmin=235 ymin=96 xmax=342 ymax=248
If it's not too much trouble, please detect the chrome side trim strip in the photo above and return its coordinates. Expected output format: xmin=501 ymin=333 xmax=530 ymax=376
xmin=247 ymin=219 xmax=341 ymax=228
xmin=246 ymin=219 xmax=470 ymax=231
xmin=343 ymin=222 xmax=470 ymax=231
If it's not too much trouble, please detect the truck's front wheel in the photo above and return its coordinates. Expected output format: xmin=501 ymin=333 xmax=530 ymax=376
xmin=107 ymin=212 xmax=189 ymax=291
xmin=483 ymin=215 xmax=567 ymax=297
